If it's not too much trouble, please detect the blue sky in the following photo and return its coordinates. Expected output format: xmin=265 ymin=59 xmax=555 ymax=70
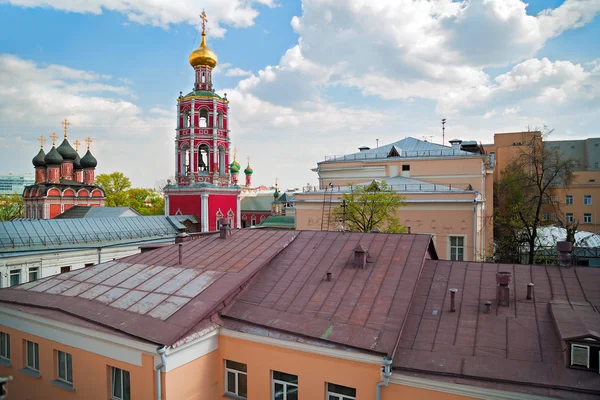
xmin=0 ymin=0 xmax=599 ymax=189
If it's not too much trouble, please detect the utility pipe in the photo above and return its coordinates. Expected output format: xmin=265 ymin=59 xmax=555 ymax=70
xmin=375 ymin=357 xmax=393 ymax=400
xmin=155 ymin=346 xmax=167 ymax=400
xmin=473 ymin=198 xmax=478 ymax=261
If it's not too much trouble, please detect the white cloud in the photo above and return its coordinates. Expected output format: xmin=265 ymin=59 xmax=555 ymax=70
xmin=4 ymin=0 xmax=274 ymax=36
xmin=225 ymin=67 xmax=252 ymax=77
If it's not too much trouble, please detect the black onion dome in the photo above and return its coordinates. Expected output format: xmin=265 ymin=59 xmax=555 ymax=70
xmin=80 ymin=150 xmax=97 ymax=168
xmin=74 ymin=154 xmax=82 ymax=169
xmin=56 ymin=139 xmax=78 ymax=161
xmin=32 ymin=149 xmax=46 ymax=167
xmin=44 ymin=146 xmax=64 ymax=165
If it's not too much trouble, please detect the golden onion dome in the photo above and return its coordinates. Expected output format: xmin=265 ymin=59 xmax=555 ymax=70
xmin=189 ymin=32 xmax=218 ymax=69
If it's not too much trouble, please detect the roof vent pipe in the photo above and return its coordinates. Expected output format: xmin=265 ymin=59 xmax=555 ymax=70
xmin=354 ymin=243 xmax=368 ymax=269
xmin=484 ymin=301 xmax=492 ymax=314
xmin=178 ymin=244 xmax=183 ymax=265
xmin=496 ymin=272 xmax=511 ymax=307
xmin=527 ymin=283 xmax=534 ymax=300
xmin=449 ymin=288 xmax=458 ymax=312
xmin=326 ymin=272 xmax=332 ymax=282
xmin=219 ymin=218 xmax=230 ymax=239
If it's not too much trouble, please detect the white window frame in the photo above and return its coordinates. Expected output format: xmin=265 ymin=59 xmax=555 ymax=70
xmin=28 ymin=267 xmax=39 ymax=282
xmin=584 ymin=195 xmax=592 ymax=205
xmin=448 ymin=235 xmax=466 ymax=261
xmin=272 ymin=370 xmax=298 ymax=400
xmin=9 ymin=269 xmax=21 ymax=287
xmin=327 ymin=382 xmax=356 ymax=400
xmin=224 ymin=360 xmax=247 ymax=398
xmin=584 ymin=214 xmax=592 ymax=223
xmin=56 ymin=350 xmax=73 ymax=386
xmin=566 ymin=213 xmax=574 ymax=223
xmin=110 ymin=366 xmax=130 ymax=400
xmin=0 ymin=332 xmax=9 ymax=361
xmin=571 ymin=344 xmax=590 ymax=368
xmin=543 ymin=212 xmax=550 ymax=221
xmin=26 ymin=340 xmax=39 ymax=371
xmin=566 ymin=195 xmax=573 ymax=205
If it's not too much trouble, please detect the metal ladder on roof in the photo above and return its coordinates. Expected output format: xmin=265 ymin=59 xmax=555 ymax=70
xmin=320 ymin=186 xmax=334 ymax=231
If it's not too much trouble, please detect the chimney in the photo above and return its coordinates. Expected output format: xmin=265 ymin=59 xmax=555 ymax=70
xmin=448 ymin=139 xmax=462 ymax=150
xmin=556 ymin=241 xmax=572 ymax=268
xmin=326 ymin=272 xmax=332 ymax=282
xmin=175 ymin=232 xmax=189 ymax=244
xmin=496 ymin=271 xmax=512 ymax=307
xmin=178 ymin=243 xmax=183 ymax=264
xmin=449 ymin=288 xmax=458 ymax=312
xmin=353 ymin=243 xmax=368 ymax=269
xmin=219 ymin=218 xmax=230 ymax=239
xmin=484 ymin=300 xmax=492 ymax=314
xmin=526 ymin=282 xmax=534 ymax=300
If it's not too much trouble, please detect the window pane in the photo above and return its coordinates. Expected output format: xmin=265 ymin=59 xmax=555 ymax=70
xmin=328 ymin=383 xmax=356 ymax=396
xmin=274 ymin=383 xmax=284 ymax=400
xmin=58 ymin=352 xmax=66 ymax=379
xmin=238 ymin=373 xmax=247 ymax=397
xmin=457 ymin=237 xmax=464 ymax=246
xmin=34 ymin=343 xmax=39 ymax=369
xmin=273 ymin=371 xmax=297 ymax=384
xmin=287 ymin=386 xmax=298 ymax=400
xmin=227 ymin=371 xmax=236 ymax=393
xmin=123 ymin=370 xmax=130 ymax=400
xmin=27 ymin=341 xmax=33 ymax=367
xmin=226 ymin=360 xmax=247 ymax=372
xmin=112 ymin=368 xmax=122 ymax=397
xmin=67 ymin=353 xmax=73 ymax=383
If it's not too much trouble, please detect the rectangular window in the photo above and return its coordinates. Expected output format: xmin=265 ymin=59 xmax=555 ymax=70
xmin=566 ymin=213 xmax=574 ymax=223
xmin=401 ymin=165 xmax=410 ymax=171
xmin=9 ymin=269 xmax=20 ymax=287
xmin=26 ymin=340 xmax=39 ymax=371
xmin=57 ymin=351 xmax=73 ymax=386
xmin=449 ymin=236 xmax=465 ymax=261
xmin=595 ymin=162 xmax=599 ymax=169
xmin=28 ymin=267 xmax=39 ymax=282
xmin=584 ymin=214 xmax=592 ymax=223
xmin=225 ymin=360 xmax=247 ymax=398
xmin=0 ymin=332 xmax=10 ymax=361
xmin=327 ymin=383 xmax=356 ymax=400
xmin=566 ymin=195 xmax=573 ymax=205
xmin=110 ymin=367 xmax=130 ymax=400
xmin=584 ymin=195 xmax=592 ymax=205
xmin=543 ymin=212 xmax=550 ymax=221
xmin=571 ymin=344 xmax=590 ymax=368
xmin=84 ymin=263 xmax=94 ymax=268
xmin=272 ymin=370 xmax=298 ymax=400
xmin=60 ymin=266 xmax=71 ymax=274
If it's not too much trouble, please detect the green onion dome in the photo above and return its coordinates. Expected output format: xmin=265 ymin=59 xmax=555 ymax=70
xmin=230 ymin=161 xmax=240 ymax=174
xmin=44 ymin=146 xmax=64 ymax=165
xmin=80 ymin=149 xmax=98 ymax=168
xmin=244 ymin=164 xmax=253 ymax=175
xmin=57 ymin=139 xmax=78 ymax=161
xmin=74 ymin=154 xmax=82 ymax=169
xmin=32 ymin=149 xmax=46 ymax=167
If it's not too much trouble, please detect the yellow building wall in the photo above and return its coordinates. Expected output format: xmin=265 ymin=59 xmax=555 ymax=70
xmin=164 ymin=349 xmax=221 ymax=400
xmin=0 ymin=324 xmax=155 ymax=400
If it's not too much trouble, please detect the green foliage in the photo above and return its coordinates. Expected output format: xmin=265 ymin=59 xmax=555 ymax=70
xmin=0 ymin=194 xmax=24 ymax=221
xmin=96 ymin=172 xmax=164 ymax=215
xmin=331 ymin=180 xmax=407 ymax=233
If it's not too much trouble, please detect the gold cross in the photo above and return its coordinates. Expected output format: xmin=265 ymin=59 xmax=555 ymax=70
xmin=200 ymin=10 xmax=208 ymax=32
xmin=73 ymin=140 xmax=81 ymax=151
xmin=275 ymin=177 xmax=278 ymax=187
xmin=247 ymin=156 xmax=250 ymax=165
xmin=61 ymin=118 xmax=70 ymax=138
xmin=85 ymin=137 xmax=93 ymax=150
xmin=233 ymin=147 xmax=237 ymax=161
xmin=38 ymin=136 xmax=45 ymax=148
xmin=49 ymin=132 xmax=58 ymax=146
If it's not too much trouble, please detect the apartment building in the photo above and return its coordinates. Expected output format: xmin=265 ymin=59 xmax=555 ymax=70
xmin=296 ymin=137 xmax=494 ymax=261
xmin=1 ymin=229 xmax=598 ymax=399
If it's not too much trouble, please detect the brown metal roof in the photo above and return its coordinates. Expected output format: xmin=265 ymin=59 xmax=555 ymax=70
xmin=394 ymin=260 xmax=600 ymax=397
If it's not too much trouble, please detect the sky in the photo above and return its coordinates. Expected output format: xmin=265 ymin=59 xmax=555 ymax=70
xmin=0 ymin=0 xmax=599 ymax=190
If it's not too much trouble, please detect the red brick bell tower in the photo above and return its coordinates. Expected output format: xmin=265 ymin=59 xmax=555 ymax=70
xmin=163 ymin=11 xmax=241 ymax=231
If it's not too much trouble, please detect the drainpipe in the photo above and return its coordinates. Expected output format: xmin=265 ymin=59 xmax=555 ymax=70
xmin=472 ymin=198 xmax=477 ymax=261
xmin=375 ymin=357 xmax=393 ymax=400
xmin=155 ymin=346 xmax=167 ymax=400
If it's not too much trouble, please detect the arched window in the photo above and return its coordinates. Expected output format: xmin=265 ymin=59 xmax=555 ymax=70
xmin=198 ymin=144 xmax=210 ymax=172
xmin=251 ymin=216 xmax=256 ymax=227
xmin=180 ymin=146 xmax=191 ymax=175
xmin=199 ymin=109 xmax=209 ymax=128
xmin=217 ymin=111 xmax=224 ymax=129
xmin=183 ymin=111 xmax=191 ymax=128
xmin=202 ymin=72 xmax=206 ymax=83
xmin=218 ymin=146 xmax=226 ymax=176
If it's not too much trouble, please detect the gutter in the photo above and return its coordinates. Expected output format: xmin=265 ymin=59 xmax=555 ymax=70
xmin=155 ymin=346 xmax=167 ymax=400
xmin=376 ymin=357 xmax=393 ymax=400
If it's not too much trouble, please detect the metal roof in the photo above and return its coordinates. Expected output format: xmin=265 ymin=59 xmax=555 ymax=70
xmin=241 ymin=195 xmax=274 ymax=211
xmin=309 ymin=176 xmax=470 ymax=194
xmin=0 ymin=215 xmax=197 ymax=253
xmin=54 ymin=206 xmax=141 ymax=219
xmin=259 ymin=216 xmax=295 ymax=228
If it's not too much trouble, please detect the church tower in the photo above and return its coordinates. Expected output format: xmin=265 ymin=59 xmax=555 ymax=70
xmin=164 ymin=11 xmax=241 ymax=231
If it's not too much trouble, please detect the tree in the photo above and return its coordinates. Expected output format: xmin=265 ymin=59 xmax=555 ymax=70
xmin=127 ymin=188 xmax=164 ymax=216
xmin=0 ymin=194 xmax=24 ymax=221
xmin=331 ymin=180 xmax=407 ymax=233
xmin=96 ymin=172 xmax=131 ymax=207
xmin=494 ymin=129 xmax=575 ymax=264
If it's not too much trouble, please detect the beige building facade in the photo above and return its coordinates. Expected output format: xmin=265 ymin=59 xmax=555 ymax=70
xmin=296 ymin=137 xmax=494 ymax=261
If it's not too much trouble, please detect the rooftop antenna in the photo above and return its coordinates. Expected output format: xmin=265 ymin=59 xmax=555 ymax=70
xmin=442 ymin=118 xmax=447 ymax=146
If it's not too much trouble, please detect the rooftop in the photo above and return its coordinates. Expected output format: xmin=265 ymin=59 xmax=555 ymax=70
xmin=259 ymin=215 xmax=295 ymax=228
xmin=54 ymin=206 xmax=141 ymax=219
xmin=241 ymin=195 xmax=274 ymax=211
xmin=304 ymin=176 xmax=471 ymax=195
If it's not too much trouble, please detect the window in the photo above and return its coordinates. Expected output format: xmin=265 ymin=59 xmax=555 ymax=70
xmin=584 ymin=195 xmax=592 ymax=205
xmin=225 ymin=360 xmax=247 ymax=398
xmin=449 ymin=236 xmax=464 ymax=261
xmin=584 ymin=214 xmax=592 ymax=223
xmin=60 ymin=266 xmax=71 ymax=274
xmin=56 ymin=351 xmax=73 ymax=386
xmin=595 ymin=162 xmax=599 ymax=169
xmin=85 ymin=263 xmax=94 ymax=268
xmin=566 ymin=195 xmax=573 ymax=205
xmin=251 ymin=217 xmax=256 ymax=227
xmin=110 ymin=367 xmax=130 ymax=400
xmin=26 ymin=340 xmax=39 ymax=371
xmin=566 ymin=213 xmax=574 ymax=223
xmin=543 ymin=212 xmax=550 ymax=221
xmin=402 ymin=165 xmax=410 ymax=171
xmin=327 ymin=383 xmax=356 ymax=400
xmin=571 ymin=344 xmax=590 ymax=368
xmin=9 ymin=269 xmax=20 ymax=287
xmin=0 ymin=332 xmax=9 ymax=361
xmin=28 ymin=267 xmax=39 ymax=282
xmin=272 ymin=370 xmax=298 ymax=400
